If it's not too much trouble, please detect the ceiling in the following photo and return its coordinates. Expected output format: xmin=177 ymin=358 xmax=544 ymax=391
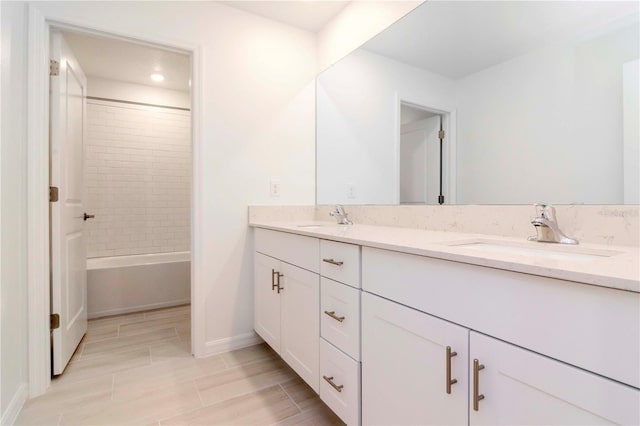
xmin=63 ymin=31 xmax=191 ymax=91
xmin=364 ymin=1 xmax=640 ymax=79
xmin=220 ymin=1 xmax=349 ymax=33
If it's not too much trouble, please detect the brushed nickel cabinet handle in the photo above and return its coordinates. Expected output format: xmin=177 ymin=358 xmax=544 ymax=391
xmin=276 ymin=272 xmax=284 ymax=294
xmin=324 ymin=310 xmax=345 ymax=323
xmin=473 ymin=359 xmax=485 ymax=411
xmin=83 ymin=213 xmax=95 ymax=221
xmin=446 ymin=346 xmax=458 ymax=394
xmin=323 ymin=375 xmax=344 ymax=392
xmin=322 ymin=258 xmax=344 ymax=266
xmin=271 ymin=269 xmax=278 ymax=291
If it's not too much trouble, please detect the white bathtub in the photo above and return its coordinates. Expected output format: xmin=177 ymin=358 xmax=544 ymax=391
xmin=87 ymin=251 xmax=190 ymax=319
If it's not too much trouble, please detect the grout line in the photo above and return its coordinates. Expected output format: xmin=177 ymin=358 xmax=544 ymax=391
xmin=198 ymin=382 xmax=288 ymax=409
xmin=110 ymin=374 xmax=115 ymax=401
xmin=194 ymin=378 xmax=205 ymax=408
xmin=278 ymin=383 xmax=304 ymax=414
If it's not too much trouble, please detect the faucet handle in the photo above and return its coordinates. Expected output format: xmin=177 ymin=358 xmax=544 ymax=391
xmin=533 ymin=203 xmax=555 ymax=219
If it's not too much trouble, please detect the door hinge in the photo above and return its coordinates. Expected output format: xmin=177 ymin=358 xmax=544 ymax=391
xmin=438 ymin=129 xmax=445 ymax=140
xmin=49 ymin=59 xmax=59 ymax=76
xmin=50 ymin=314 xmax=60 ymax=330
xmin=49 ymin=186 xmax=59 ymax=202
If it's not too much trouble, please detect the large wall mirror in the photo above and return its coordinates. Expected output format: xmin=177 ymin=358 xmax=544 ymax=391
xmin=316 ymin=1 xmax=639 ymax=205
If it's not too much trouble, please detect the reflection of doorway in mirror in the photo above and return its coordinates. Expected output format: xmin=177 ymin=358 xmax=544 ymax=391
xmin=399 ymin=103 xmax=446 ymax=205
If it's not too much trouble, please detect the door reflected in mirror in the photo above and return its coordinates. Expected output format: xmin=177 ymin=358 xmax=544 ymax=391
xmin=399 ymin=103 xmax=448 ymax=205
xmin=316 ymin=1 xmax=640 ymax=205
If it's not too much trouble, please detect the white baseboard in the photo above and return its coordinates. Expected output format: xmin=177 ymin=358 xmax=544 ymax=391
xmin=1 ymin=383 xmax=28 ymax=426
xmin=201 ymin=331 xmax=264 ymax=357
xmin=88 ymin=299 xmax=191 ymax=319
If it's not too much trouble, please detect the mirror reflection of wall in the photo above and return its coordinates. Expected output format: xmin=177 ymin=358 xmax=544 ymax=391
xmin=316 ymin=1 xmax=640 ymax=205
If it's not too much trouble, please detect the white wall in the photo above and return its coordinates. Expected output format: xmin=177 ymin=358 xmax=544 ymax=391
xmin=30 ymin=1 xmax=317 ymax=358
xmin=623 ymin=60 xmax=639 ymax=204
xmin=88 ymin=76 xmax=190 ymax=109
xmin=0 ymin=1 xmax=29 ymax=423
xmin=316 ymin=1 xmax=423 ymax=72
xmin=455 ymin=22 xmax=639 ymax=204
xmin=318 ymin=20 xmax=639 ymax=206
xmin=85 ymin=98 xmax=191 ymax=258
xmin=317 ymin=49 xmax=454 ymax=204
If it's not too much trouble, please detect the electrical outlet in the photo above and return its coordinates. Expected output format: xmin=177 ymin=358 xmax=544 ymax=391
xmin=270 ymin=179 xmax=281 ymax=198
xmin=347 ymin=183 xmax=356 ymax=199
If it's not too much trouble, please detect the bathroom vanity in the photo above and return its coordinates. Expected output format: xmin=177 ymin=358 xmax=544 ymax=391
xmin=252 ymin=222 xmax=640 ymax=425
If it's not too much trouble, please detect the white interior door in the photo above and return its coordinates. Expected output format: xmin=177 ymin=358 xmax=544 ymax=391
xmin=50 ymin=30 xmax=88 ymax=375
xmin=400 ymin=115 xmax=441 ymax=205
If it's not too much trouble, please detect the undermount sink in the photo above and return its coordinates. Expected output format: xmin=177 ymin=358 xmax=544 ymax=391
xmin=296 ymin=223 xmax=337 ymax=229
xmin=445 ymin=239 xmax=621 ymax=262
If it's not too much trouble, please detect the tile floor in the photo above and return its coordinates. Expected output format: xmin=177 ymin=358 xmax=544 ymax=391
xmin=16 ymin=305 xmax=344 ymax=426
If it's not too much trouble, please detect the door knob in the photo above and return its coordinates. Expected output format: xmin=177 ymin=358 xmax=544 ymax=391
xmin=83 ymin=213 xmax=95 ymax=221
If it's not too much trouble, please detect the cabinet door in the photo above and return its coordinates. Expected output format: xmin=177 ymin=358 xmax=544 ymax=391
xmin=470 ymin=332 xmax=640 ymax=425
xmin=362 ymin=292 xmax=469 ymax=425
xmin=254 ymin=252 xmax=282 ymax=352
xmin=281 ymin=262 xmax=320 ymax=392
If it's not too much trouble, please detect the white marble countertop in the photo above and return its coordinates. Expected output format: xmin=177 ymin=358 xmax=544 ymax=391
xmin=249 ymin=220 xmax=640 ymax=293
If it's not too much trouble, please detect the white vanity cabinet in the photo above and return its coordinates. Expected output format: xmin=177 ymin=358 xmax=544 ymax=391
xmin=254 ymin=229 xmax=320 ymax=392
xmin=362 ymin=246 xmax=640 ymax=425
xmin=469 ymin=332 xmax=640 ymax=425
xmin=362 ymin=292 xmax=469 ymax=426
xmin=362 ymin=290 xmax=640 ymax=425
xmin=253 ymin=226 xmax=640 ymax=425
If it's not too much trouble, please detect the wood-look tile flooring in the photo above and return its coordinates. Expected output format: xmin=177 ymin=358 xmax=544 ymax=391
xmin=16 ymin=305 xmax=343 ymax=426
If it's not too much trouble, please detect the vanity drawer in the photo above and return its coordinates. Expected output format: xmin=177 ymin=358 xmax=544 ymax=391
xmin=320 ymin=339 xmax=361 ymax=426
xmin=321 ymin=278 xmax=360 ymax=360
xmin=320 ymin=240 xmax=360 ymax=288
xmin=255 ymin=228 xmax=319 ymax=273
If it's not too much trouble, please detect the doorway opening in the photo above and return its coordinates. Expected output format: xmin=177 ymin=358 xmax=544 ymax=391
xmin=399 ymin=102 xmax=454 ymax=205
xmin=49 ymin=28 xmax=193 ymax=376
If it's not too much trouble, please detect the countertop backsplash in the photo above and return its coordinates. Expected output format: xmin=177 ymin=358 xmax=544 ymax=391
xmin=249 ymin=205 xmax=639 ymax=247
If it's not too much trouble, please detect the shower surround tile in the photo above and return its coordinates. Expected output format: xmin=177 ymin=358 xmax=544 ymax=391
xmin=84 ymin=100 xmax=191 ymax=258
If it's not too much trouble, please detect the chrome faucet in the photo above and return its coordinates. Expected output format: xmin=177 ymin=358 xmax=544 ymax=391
xmin=528 ymin=203 xmax=578 ymax=245
xmin=329 ymin=205 xmax=353 ymax=225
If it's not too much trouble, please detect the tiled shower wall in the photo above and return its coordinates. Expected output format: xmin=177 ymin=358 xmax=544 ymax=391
xmin=85 ymin=100 xmax=191 ymax=258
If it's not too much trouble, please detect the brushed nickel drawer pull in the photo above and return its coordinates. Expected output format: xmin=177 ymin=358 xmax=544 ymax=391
xmin=324 ymin=310 xmax=345 ymax=323
xmin=276 ymin=272 xmax=284 ymax=294
xmin=323 ymin=375 xmax=344 ymax=392
xmin=473 ymin=359 xmax=485 ymax=411
xmin=446 ymin=346 xmax=458 ymax=394
xmin=322 ymin=258 xmax=344 ymax=266
xmin=271 ymin=269 xmax=278 ymax=291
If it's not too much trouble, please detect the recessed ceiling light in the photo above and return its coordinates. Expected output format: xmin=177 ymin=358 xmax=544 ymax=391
xmin=150 ymin=73 xmax=165 ymax=82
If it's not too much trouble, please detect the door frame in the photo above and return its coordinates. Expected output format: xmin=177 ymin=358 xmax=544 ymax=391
xmin=26 ymin=6 xmax=203 ymax=397
xmin=394 ymin=94 xmax=457 ymax=205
